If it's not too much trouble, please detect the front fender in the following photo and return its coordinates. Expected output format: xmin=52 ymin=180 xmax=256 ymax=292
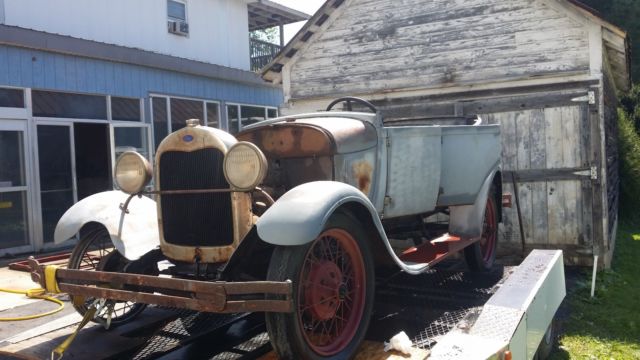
xmin=257 ymin=181 xmax=375 ymax=246
xmin=257 ymin=181 xmax=434 ymax=275
xmin=54 ymin=191 xmax=160 ymax=260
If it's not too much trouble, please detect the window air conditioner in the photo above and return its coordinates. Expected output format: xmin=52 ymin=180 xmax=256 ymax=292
xmin=168 ymin=20 xmax=189 ymax=36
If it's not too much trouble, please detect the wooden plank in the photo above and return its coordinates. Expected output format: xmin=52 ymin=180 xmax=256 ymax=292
xmin=560 ymin=106 xmax=580 ymax=245
xmin=544 ymin=107 xmax=567 ymax=245
xmin=495 ymin=111 xmax=520 ymax=247
xmin=258 ymin=341 xmax=431 ymax=360
xmin=529 ymin=109 xmax=548 ymax=246
xmin=515 ymin=110 xmax=533 ymax=244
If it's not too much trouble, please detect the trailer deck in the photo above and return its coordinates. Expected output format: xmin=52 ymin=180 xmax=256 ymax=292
xmin=1 ymin=250 xmax=564 ymax=360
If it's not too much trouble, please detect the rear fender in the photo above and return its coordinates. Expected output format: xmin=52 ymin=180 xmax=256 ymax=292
xmin=256 ymin=181 xmax=431 ymax=275
xmin=448 ymin=166 xmax=501 ymax=239
xmin=54 ymin=191 xmax=160 ymax=261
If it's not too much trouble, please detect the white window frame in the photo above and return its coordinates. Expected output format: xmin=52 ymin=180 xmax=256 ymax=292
xmin=109 ymin=95 xmax=144 ymax=123
xmin=31 ymin=89 xmax=110 ymax=122
xmin=225 ymin=102 xmax=279 ymax=133
xmin=0 ymin=119 xmax=36 ymax=256
xmin=150 ymin=93 xmax=221 ymax=135
xmin=167 ymin=0 xmax=188 ymax=22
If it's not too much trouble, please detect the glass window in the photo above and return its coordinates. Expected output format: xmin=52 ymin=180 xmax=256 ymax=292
xmin=206 ymin=102 xmax=220 ymax=128
xmin=171 ymin=98 xmax=203 ymax=131
xmin=168 ymin=0 xmax=186 ymax=21
xmin=267 ymin=108 xmax=278 ymax=119
xmin=240 ymin=105 xmax=266 ymax=129
xmin=227 ymin=105 xmax=239 ymax=135
xmin=32 ymin=90 xmax=107 ymax=119
xmin=0 ymin=131 xmax=26 ymax=188
xmin=111 ymin=97 xmax=141 ymax=121
xmin=114 ymin=127 xmax=150 ymax=161
xmin=0 ymin=88 xmax=24 ymax=108
xmin=37 ymin=125 xmax=74 ymax=243
xmin=0 ymin=191 xmax=29 ymax=249
xmin=152 ymin=97 xmax=168 ymax=151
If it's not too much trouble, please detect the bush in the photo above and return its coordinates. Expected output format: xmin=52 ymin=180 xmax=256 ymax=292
xmin=618 ymin=108 xmax=640 ymax=222
xmin=620 ymin=85 xmax=640 ymax=133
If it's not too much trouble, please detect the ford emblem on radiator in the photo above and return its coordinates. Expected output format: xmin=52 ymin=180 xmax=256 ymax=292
xmin=183 ymin=135 xmax=194 ymax=142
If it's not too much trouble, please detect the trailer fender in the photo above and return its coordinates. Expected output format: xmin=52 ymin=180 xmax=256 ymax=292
xmin=54 ymin=191 xmax=160 ymax=261
xmin=448 ymin=167 xmax=501 ymax=239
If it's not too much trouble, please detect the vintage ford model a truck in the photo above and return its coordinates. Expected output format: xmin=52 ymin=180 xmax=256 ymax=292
xmin=30 ymin=97 xmax=502 ymax=359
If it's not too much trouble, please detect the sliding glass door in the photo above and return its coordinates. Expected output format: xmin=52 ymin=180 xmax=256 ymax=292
xmin=0 ymin=120 xmax=32 ymax=253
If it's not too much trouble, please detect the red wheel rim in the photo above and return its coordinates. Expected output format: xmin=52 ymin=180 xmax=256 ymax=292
xmin=480 ymin=197 xmax=497 ymax=264
xmin=298 ymin=228 xmax=366 ymax=356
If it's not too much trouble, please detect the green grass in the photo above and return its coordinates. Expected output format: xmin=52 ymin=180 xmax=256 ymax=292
xmin=550 ymin=222 xmax=640 ymax=359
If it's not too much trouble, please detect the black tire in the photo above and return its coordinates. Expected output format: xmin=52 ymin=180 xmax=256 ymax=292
xmin=464 ymin=189 xmax=498 ymax=272
xmin=265 ymin=212 xmax=375 ymax=360
xmin=68 ymin=226 xmax=147 ymax=326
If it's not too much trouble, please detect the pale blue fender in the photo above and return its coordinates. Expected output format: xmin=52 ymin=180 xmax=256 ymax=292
xmin=54 ymin=190 xmax=160 ymax=261
xmin=256 ymin=181 xmax=431 ymax=275
xmin=448 ymin=166 xmax=501 ymax=240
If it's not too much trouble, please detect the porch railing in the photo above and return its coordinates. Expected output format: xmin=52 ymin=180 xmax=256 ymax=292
xmin=250 ymin=38 xmax=282 ymax=72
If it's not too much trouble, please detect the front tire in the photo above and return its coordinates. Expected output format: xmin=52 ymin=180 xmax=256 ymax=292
xmin=265 ymin=212 xmax=375 ymax=360
xmin=67 ymin=226 xmax=147 ymax=326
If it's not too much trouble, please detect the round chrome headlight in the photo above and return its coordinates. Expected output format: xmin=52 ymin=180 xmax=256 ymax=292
xmin=114 ymin=151 xmax=152 ymax=194
xmin=223 ymin=142 xmax=267 ymax=191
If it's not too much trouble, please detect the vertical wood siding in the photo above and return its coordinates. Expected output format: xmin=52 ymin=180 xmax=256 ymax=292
xmin=486 ymin=105 xmax=593 ymax=255
xmin=0 ymin=45 xmax=282 ymax=107
xmin=289 ymin=0 xmax=590 ymax=99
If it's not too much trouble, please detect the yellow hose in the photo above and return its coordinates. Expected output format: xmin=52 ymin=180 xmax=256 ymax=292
xmin=0 ymin=287 xmax=64 ymax=321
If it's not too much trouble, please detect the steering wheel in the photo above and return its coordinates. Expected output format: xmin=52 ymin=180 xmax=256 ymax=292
xmin=326 ymin=97 xmax=378 ymax=113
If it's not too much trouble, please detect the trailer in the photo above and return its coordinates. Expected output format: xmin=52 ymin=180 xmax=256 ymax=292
xmin=24 ymin=248 xmax=564 ymax=360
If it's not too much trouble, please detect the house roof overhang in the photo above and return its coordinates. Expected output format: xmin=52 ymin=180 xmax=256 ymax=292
xmin=248 ymin=0 xmax=311 ymax=31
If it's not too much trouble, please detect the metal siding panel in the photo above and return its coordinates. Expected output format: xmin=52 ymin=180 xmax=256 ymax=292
xmin=0 ymin=44 xmax=281 ymax=108
xmin=75 ymin=57 xmax=88 ymax=93
xmin=84 ymin=59 xmax=98 ymax=94
xmin=19 ymin=50 xmax=33 ymax=88
xmin=43 ymin=52 xmax=56 ymax=89
xmin=0 ymin=46 xmax=9 ymax=84
xmin=31 ymin=51 xmax=45 ymax=89
xmin=7 ymin=47 xmax=21 ymax=85
xmin=64 ymin=55 xmax=77 ymax=91
xmin=54 ymin=54 xmax=66 ymax=90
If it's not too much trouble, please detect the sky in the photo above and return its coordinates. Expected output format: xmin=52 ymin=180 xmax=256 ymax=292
xmin=271 ymin=0 xmax=326 ymax=43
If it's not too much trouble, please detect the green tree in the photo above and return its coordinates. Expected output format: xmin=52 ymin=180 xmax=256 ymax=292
xmin=250 ymin=27 xmax=280 ymax=45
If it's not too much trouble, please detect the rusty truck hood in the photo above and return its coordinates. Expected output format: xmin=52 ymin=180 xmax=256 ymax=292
xmin=237 ymin=117 xmax=377 ymax=157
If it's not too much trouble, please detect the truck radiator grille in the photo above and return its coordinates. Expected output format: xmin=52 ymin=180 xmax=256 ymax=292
xmin=159 ymin=148 xmax=234 ymax=247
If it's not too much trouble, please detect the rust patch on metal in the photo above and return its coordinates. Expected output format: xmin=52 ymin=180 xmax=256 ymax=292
xmin=30 ymin=260 xmax=293 ymax=313
xmin=238 ymin=124 xmax=334 ymax=158
xmin=352 ymin=161 xmax=373 ymax=195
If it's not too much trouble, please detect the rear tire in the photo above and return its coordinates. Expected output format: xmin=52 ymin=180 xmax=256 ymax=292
xmin=265 ymin=212 xmax=375 ymax=360
xmin=68 ymin=227 xmax=147 ymax=326
xmin=464 ymin=189 xmax=498 ymax=272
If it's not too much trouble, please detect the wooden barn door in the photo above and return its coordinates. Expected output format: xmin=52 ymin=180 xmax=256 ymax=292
xmin=485 ymin=104 xmax=595 ymax=261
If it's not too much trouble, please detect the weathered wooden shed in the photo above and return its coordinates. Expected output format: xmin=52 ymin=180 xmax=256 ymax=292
xmin=261 ymin=0 xmax=631 ymax=267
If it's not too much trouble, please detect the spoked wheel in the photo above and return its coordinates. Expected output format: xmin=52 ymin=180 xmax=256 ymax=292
xmin=464 ymin=189 xmax=498 ymax=271
xmin=266 ymin=212 xmax=374 ymax=360
xmin=67 ymin=226 xmax=148 ymax=326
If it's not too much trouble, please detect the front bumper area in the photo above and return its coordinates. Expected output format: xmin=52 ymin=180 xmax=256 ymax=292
xmin=28 ymin=258 xmax=293 ymax=313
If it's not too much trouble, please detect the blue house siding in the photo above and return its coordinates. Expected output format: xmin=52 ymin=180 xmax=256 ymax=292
xmin=0 ymin=45 xmax=282 ymax=107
